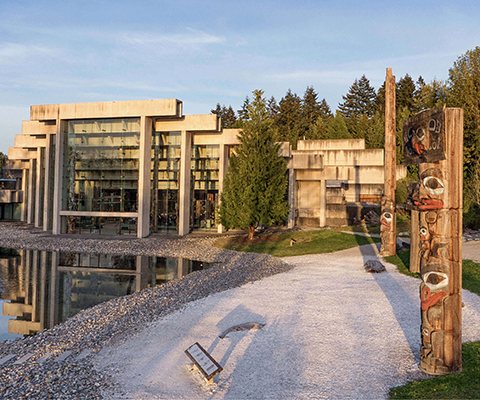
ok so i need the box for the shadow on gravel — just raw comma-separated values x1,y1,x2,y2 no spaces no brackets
354,234,421,361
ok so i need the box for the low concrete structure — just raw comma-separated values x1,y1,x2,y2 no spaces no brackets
290,139,406,227
2,99,405,235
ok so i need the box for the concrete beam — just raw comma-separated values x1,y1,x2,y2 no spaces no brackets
31,99,182,121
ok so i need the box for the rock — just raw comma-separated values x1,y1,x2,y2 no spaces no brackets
364,260,386,273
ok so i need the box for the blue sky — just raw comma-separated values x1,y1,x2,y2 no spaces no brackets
1,0,479,153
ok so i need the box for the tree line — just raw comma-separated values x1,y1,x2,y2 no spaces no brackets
213,46,480,229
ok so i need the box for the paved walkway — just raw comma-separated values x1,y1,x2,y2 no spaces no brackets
94,243,480,399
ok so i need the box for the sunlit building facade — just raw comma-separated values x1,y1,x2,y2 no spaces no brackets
3,99,400,237
5,99,240,237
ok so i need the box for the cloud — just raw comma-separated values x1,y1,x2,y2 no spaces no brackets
118,29,226,49
269,50,462,86
0,43,56,64
0,76,188,94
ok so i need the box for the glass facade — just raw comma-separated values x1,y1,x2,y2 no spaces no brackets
191,144,219,231
64,118,140,213
150,131,180,234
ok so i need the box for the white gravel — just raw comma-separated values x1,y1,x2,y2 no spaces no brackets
95,242,480,400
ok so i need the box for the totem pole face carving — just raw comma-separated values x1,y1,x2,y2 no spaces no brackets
403,107,446,166
380,197,395,233
420,260,450,370
410,168,445,211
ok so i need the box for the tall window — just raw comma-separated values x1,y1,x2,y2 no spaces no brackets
191,144,219,230
150,131,180,234
63,118,140,213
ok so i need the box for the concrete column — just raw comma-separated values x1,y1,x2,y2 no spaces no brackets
49,251,58,328
135,256,150,291
39,251,47,330
34,148,42,228
217,144,228,233
178,130,192,236
137,116,153,238
319,179,326,227
43,134,53,231
27,159,35,224
177,257,189,279
52,120,67,234
21,169,28,221
31,251,39,323
288,165,296,229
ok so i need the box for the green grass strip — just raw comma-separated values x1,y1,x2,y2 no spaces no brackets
389,341,480,399
213,230,380,257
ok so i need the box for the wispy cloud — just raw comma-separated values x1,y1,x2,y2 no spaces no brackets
0,76,188,94
269,50,462,85
118,28,226,48
0,43,57,64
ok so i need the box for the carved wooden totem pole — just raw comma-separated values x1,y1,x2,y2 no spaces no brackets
380,68,396,256
404,106,463,375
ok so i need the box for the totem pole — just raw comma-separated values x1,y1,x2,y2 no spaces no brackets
404,106,463,375
380,68,396,256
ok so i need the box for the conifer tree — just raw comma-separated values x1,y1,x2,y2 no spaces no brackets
448,46,480,219
338,75,377,119
396,74,417,113
326,111,351,139
275,89,303,147
211,104,237,128
219,90,289,240
318,98,333,122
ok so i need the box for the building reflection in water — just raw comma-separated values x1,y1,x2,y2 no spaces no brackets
0,247,211,338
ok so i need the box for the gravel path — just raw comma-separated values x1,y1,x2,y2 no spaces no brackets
93,242,480,399
0,222,479,399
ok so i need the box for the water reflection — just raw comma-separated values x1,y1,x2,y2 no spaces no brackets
0,247,212,340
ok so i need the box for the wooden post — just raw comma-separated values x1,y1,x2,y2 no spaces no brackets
403,106,463,375
409,210,420,273
380,68,396,256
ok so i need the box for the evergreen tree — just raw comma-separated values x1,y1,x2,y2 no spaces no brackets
237,96,251,121
211,104,237,128
219,90,289,240
414,77,447,110
301,86,321,132
308,117,328,140
396,74,417,113
267,96,279,120
318,98,333,122
326,111,351,139
365,111,385,149
275,89,303,148
448,46,480,218
338,75,377,139
338,75,377,119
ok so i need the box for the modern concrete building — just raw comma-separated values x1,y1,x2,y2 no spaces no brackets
2,99,404,236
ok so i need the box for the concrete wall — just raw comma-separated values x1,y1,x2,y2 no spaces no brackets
297,139,366,151
30,99,182,121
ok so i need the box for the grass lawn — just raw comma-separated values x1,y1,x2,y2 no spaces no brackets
390,341,480,399
386,250,480,399
212,229,380,257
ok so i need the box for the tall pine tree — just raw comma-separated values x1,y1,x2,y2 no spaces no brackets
448,46,480,223
211,104,237,128
338,75,377,139
219,90,289,240
275,89,303,148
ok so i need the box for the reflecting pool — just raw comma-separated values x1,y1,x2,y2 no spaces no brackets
0,247,213,341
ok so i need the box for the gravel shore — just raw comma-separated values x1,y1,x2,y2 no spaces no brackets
0,222,292,399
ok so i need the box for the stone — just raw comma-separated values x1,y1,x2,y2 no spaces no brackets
364,260,386,273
